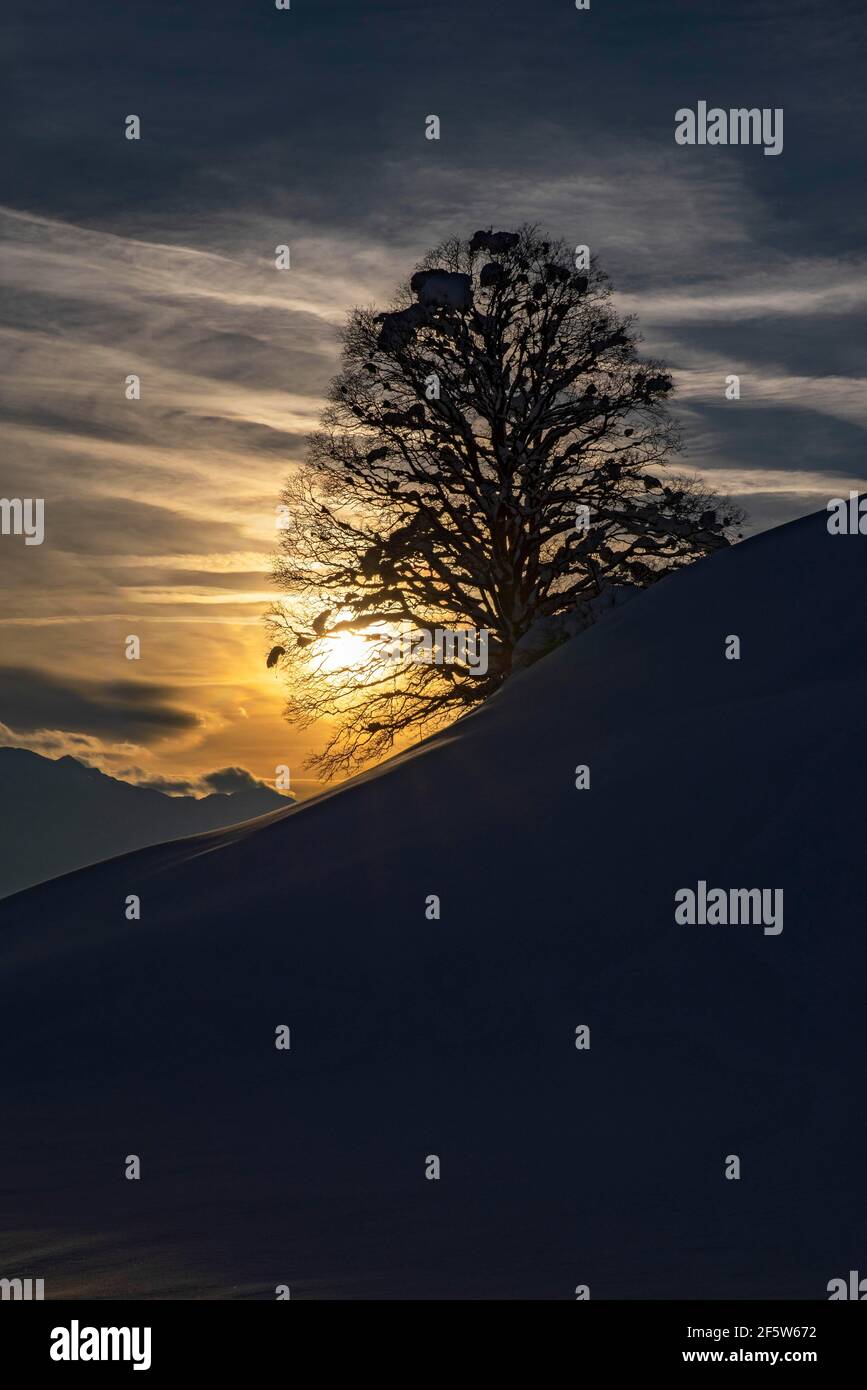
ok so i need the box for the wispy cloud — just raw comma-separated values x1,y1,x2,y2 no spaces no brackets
2,108,865,783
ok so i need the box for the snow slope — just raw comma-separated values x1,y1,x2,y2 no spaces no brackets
0,506,864,1299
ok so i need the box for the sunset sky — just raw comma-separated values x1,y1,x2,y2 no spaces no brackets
1,0,865,796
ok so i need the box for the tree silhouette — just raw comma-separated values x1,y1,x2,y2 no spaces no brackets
269,226,742,778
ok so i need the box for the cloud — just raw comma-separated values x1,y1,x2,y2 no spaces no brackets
0,667,200,743
673,367,867,433
1,0,864,797
0,721,120,762
619,263,867,327
133,764,294,800
201,766,264,794
38,496,247,558
0,0,859,840
131,773,201,795
3,143,864,564
0,734,296,801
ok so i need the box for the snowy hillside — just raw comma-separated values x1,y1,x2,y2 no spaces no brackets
0,505,864,1299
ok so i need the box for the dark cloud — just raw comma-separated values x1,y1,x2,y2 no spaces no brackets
670,314,867,381
131,765,293,799
166,414,305,458
115,568,271,590
3,0,862,257
0,400,307,464
201,766,263,795
685,405,867,483
0,666,199,743
0,404,148,448
43,497,244,556
3,0,866,539
134,774,199,795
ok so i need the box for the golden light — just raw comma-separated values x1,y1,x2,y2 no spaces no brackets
317,631,376,676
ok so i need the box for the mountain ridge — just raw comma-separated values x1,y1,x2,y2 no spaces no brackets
0,746,291,898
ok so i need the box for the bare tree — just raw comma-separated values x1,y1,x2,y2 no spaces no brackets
269,226,742,778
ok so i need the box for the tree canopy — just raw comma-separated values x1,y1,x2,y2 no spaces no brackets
269,226,741,778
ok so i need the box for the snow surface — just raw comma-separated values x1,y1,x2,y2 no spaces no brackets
0,506,865,1299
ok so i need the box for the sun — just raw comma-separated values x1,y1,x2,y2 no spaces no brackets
317,631,375,676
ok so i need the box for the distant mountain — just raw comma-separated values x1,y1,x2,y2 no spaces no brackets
0,748,290,898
